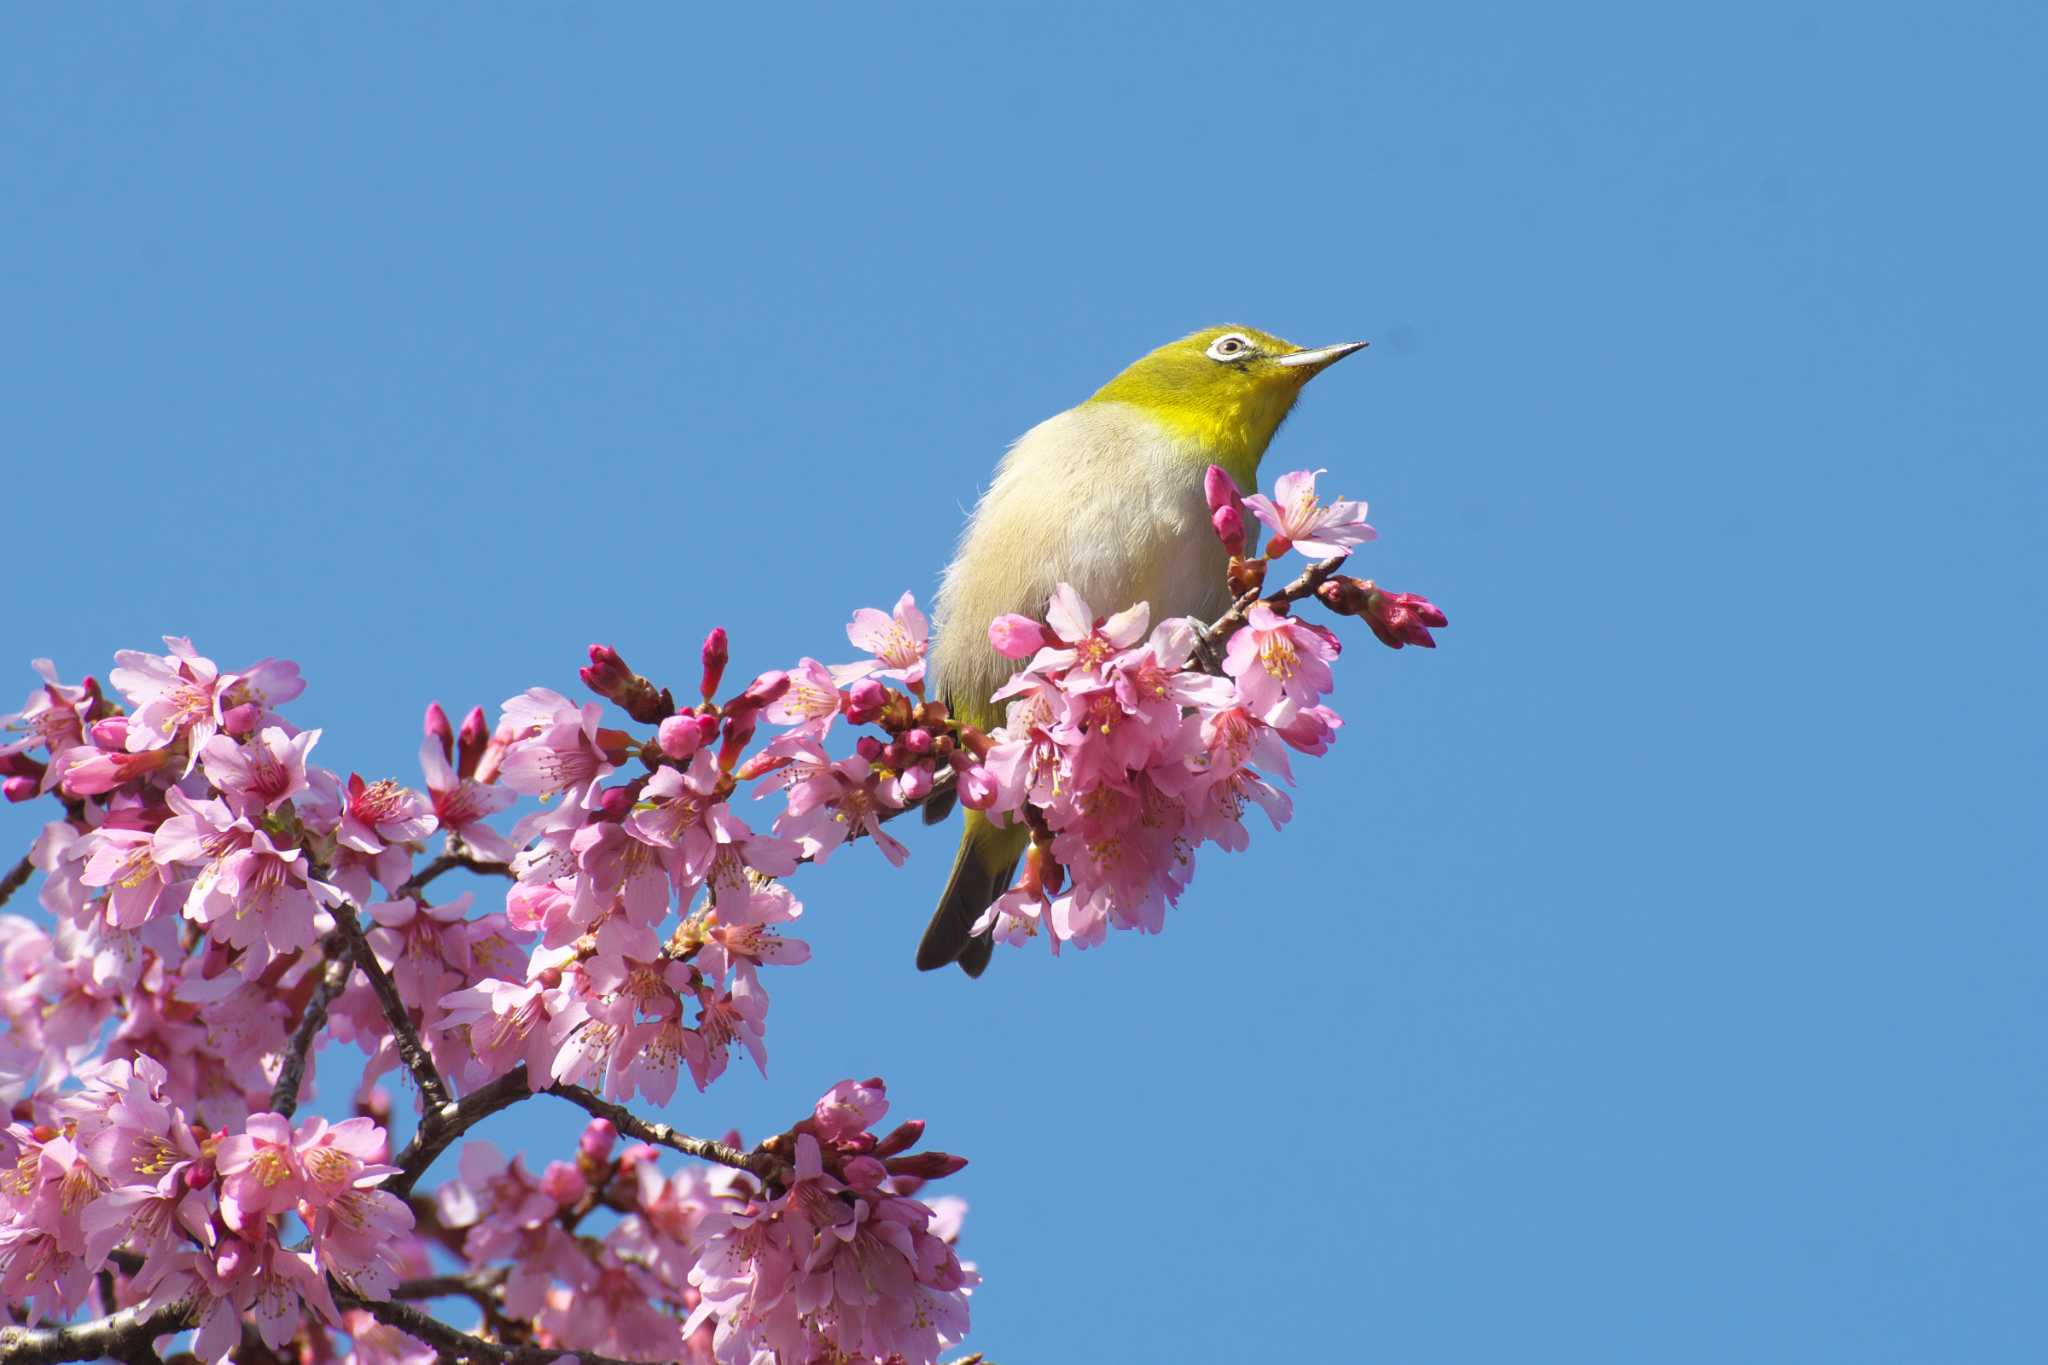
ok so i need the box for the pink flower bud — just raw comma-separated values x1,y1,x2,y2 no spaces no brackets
2,776,35,803
1211,504,1246,557
1362,588,1448,650
184,1162,214,1191
732,671,791,714
903,728,933,754
457,705,490,778
955,765,997,810
579,1117,618,1163
841,1155,890,1189
987,613,1048,660
898,764,933,801
220,702,261,736
90,716,128,750
539,1160,588,1206
583,645,674,724
717,709,759,770
855,736,885,762
657,714,704,759
594,785,633,821
1204,463,1244,516
843,679,888,725
424,703,454,762
699,627,729,701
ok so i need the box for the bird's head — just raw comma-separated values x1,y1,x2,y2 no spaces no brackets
1084,325,1367,485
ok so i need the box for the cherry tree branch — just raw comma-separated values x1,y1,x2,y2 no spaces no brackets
336,1290,670,1365
1194,552,1352,673
0,1300,192,1365
398,845,515,900
0,853,32,911
549,1082,786,1184
329,898,452,1115
270,948,350,1117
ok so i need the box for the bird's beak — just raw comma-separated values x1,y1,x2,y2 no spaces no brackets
1275,339,1370,376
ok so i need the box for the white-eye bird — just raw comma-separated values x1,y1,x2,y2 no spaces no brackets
920,325,1367,975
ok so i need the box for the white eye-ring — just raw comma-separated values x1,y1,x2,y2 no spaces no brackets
1205,332,1254,362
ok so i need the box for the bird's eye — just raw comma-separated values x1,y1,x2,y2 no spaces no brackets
1205,333,1253,362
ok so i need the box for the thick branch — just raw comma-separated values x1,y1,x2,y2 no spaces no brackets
387,1065,535,1200
0,853,33,911
336,1290,665,1365
330,898,452,1114
0,1300,191,1365
270,951,351,1116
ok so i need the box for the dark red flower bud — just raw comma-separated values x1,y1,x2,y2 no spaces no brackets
3,776,36,804
872,1119,925,1158
884,1151,969,1180
856,736,885,762
457,706,489,778
731,671,791,715
1362,587,1448,650
1314,575,1373,617
718,709,759,771
700,627,730,702
582,645,675,724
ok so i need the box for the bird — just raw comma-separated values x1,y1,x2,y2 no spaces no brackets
918,325,1368,976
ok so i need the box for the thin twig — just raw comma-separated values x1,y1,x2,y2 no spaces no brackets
548,1082,785,1184
0,1300,192,1365
398,847,514,901
270,951,351,1116
0,853,34,911
1194,553,1352,673
329,898,452,1115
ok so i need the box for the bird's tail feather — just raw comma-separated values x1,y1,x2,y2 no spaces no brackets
918,812,1025,976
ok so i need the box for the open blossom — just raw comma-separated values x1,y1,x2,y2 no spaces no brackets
763,656,842,736
496,688,616,807
215,1112,304,1232
769,738,908,866
1027,583,1149,682
199,726,320,815
77,826,174,928
1242,467,1376,558
830,591,929,690
1222,602,1341,725
184,828,329,968
419,734,516,861
109,636,236,772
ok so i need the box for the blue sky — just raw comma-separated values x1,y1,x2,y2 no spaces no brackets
4,4,2043,1361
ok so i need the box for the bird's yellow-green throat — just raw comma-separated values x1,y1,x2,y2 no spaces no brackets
1083,325,1368,493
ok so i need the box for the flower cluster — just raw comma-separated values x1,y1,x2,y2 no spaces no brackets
0,464,1441,1363
0,1052,409,1359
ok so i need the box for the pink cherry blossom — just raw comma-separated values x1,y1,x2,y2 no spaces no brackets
198,726,320,815
830,591,930,690
1221,602,1341,725
108,636,235,773
1241,466,1377,557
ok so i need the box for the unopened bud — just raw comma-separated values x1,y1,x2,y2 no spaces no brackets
898,764,933,801
1204,463,1244,516
843,678,888,725
903,728,933,754
718,709,759,771
872,1119,925,1158
855,736,885,762
657,714,704,759
884,1150,969,1180
582,645,674,724
732,671,791,714
457,706,489,779
699,627,730,702
1362,587,1449,650
1211,504,1246,558
539,1160,588,1205
955,765,997,810
579,1117,618,1163
594,784,633,821
424,703,454,762
220,702,261,736
3,776,35,803
90,716,128,750
184,1162,214,1191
